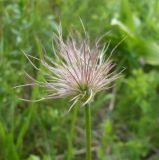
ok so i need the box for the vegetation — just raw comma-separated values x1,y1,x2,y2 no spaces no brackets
1,0,159,159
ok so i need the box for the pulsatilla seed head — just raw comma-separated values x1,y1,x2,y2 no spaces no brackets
16,26,121,111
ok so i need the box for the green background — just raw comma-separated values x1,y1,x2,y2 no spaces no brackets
1,0,159,159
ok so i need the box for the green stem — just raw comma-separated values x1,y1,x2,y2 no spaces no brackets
85,104,91,160
67,105,78,160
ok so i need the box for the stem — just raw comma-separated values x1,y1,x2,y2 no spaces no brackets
84,104,91,160
67,105,78,160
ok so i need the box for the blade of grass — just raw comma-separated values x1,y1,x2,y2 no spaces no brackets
16,36,44,152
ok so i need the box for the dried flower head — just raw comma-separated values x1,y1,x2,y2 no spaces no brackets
16,26,121,111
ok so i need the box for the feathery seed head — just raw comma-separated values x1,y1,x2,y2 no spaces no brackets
18,26,121,110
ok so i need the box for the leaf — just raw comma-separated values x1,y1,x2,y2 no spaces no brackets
5,133,19,160
0,123,19,160
111,18,135,38
144,42,159,65
27,155,41,160
0,121,6,144
137,40,159,65
120,0,134,30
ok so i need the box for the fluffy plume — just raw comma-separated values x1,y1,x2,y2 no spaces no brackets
15,26,121,111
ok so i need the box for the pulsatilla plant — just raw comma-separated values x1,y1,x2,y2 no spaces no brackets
17,26,121,160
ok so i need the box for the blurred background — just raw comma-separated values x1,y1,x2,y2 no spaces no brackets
1,0,159,160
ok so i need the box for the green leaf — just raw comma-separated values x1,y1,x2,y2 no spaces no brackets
27,155,41,160
0,121,6,144
120,0,134,30
137,40,159,65
111,18,135,38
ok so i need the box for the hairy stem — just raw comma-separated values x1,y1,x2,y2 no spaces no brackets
84,103,91,160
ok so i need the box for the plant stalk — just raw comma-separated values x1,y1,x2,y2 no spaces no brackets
85,103,91,160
